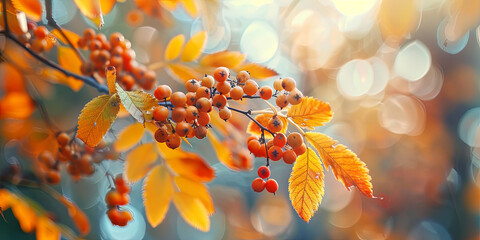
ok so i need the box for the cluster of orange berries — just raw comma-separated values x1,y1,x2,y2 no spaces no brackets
36,132,119,184
25,23,55,53
252,166,278,193
77,28,156,90
105,174,132,226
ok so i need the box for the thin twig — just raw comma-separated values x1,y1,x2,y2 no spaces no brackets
229,106,275,136
2,0,9,33
25,78,59,132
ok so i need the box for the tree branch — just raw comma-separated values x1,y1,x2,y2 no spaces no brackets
228,106,275,136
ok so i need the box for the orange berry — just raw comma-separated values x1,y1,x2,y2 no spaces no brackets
266,139,274,150
257,166,270,179
153,106,169,122
121,75,135,90
212,94,227,109
38,151,55,167
196,86,211,99
273,133,286,147
109,32,125,47
214,67,229,82
267,116,283,133
83,28,95,41
257,144,267,158
81,61,94,75
195,97,212,113
115,174,130,195
243,80,258,96
247,135,259,143
287,88,303,105
185,79,200,92
154,127,169,143
171,92,187,107
201,75,214,88
196,112,210,126
185,106,199,122
236,70,250,84
293,143,307,156
107,208,131,227
276,93,289,108
171,107,186,122
34,26,48,39
265,179,278,193
252,178,266,192
175,121,192,137
185,92,197,106
283,149,297,164
273,78,283,91
57,132,70,147
105,190,129,206
141,71,156,90
45,170,61,185
259,86,273,100
287,132,303,148
31,38,47,52
281,77,296,91
154,85,172,100
194,126,208,139
248,139,261,154
230,86,244,100
268,146,283,161
89,39,102,50
216,81,231,95
79,154,94,175
166,134,181,149
218,107,232,120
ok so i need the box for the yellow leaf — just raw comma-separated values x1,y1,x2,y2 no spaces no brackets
173,192,210,232
247,114,287,139
51,29,81,49
158,0,179,11
12,199,37,233
306,132,373,198
11,0,42,22
288,148,324,222
125,143,158,183
100,0,116,15
378,0,418,43
145,121,158,134
36,216,61,240
236,63,278,79
157,143,215,182
167,63,200,83
77,94,120,147
116,83,158,124
180,31,206,62
164,34,185,61
287,97,333,130
143,165,173,227
114,122,145,151
200,51,246,69
179,0,198,18
57,46,84,91
106,66,117,95
207,131,239,171
58,196,90,236
174,176,214,215
73,0,104,29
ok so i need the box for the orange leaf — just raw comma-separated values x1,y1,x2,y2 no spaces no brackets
158,0,179,11
180,31,206,62
36,216,61,240
114,122,145,151
207,131,239,171
57,46,84,91
164,34,185,61
173,192,210,232
287,97,333,130
378,0,419,43
100,0,116,15
247,114,287,139
0,63,25,92
73,0,104,28
11,0,42,22
51,29,81,49
174,176,214,215
0,189,14,210
236,63,278,79
179,0,198,18
58,196,90,236
200,51,246,69
106,67,117,95
125,143,158,183
143,165,172,227
0,10,28,35
77,94,120,147
12,199,37,233
167,63,200,83
157,143,215,182
288,148,324,222
306,132,373,198
0,92,35,119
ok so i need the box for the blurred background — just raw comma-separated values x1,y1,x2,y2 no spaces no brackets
1,0,480,239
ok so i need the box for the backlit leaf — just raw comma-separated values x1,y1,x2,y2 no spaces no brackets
180,0,198,18
207,131,239,171
158,0,179,11
0,63,25,92
143,165,172,227
116,83,158,125
106,67,117,95
181,31,206,62
77,94,120,147
100,0,116,15
57,46,84,91
167,63,200,83
58,196,90,236
157,143,215,182
11,0,42,22
73,0,104,28
0,10,28,35
36,216,61,240
247,114,287,139
306,132,373,198
236,63,278,79
165,34,185,61
12,199,37,233
51,29,81,49
114,122,145,151
0,92,35,119
200,51,246,69
125,143,158,183
288,148,324,222
174,176,214,215
173,192,210,232
287,97,333,129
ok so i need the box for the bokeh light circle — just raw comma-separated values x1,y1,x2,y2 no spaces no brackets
394,41,431,82
408,221,451,240
368,57,390,95
437,18,469,54
408,64,444,100
337,59,374,97
100,205,146,240
458,108,480,147
191,17,231,53
378,95,426,135
240,21,278,63
331,0,379,16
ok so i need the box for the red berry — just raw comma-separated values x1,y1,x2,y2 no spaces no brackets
268,146,283,161
273,133,286,147
251,178,266,192
257,166,270,179
265,179,278,193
